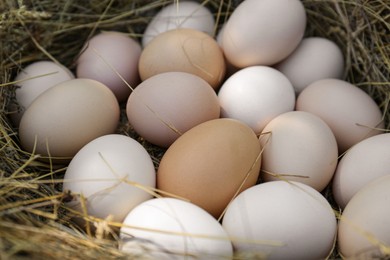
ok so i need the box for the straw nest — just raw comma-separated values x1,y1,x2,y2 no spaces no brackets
0,0,389,259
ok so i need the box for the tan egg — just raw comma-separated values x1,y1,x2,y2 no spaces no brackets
296,79,384,153
126,72,220,148
10,60,74,126
221,0,306,68
259,111,338,192
19,79,120,163
157,118,261,219
138,28,226,90
338,175,390,259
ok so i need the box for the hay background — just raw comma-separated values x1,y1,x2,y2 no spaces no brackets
0,0,389,259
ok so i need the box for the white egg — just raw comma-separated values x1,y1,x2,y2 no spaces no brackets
274,37,344,94
332,133,390,209
63,134,156,223
218,66,295,134
120,198,233,259
142,1,215,47
11,60,74,126
222,181,337,259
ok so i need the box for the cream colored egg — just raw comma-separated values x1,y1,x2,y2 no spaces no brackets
274,37,344,94
332,133,390,209
222,181,337,259
10,60,74,126
218,66,295,134
259,111,338,191
63,134,156,223
142,1,215,47
221,0,306,67
338,175,390,258
120,198,233,259
19,79,120,162
296,78,384,153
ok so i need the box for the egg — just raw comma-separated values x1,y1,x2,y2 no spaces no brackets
120,198,233,259
221,0,306,68
138,28,226,90
332,133,390,209
218,66,295,135
76,31,141,102
338,175,390,258
222,181,337,259
19,78,120,162
10,60,74,126
126,72,220,148
142,1,215,47
259,111,338,192
296,78,385,153
63,134,156,223
274,37,344,94
157,118,261,219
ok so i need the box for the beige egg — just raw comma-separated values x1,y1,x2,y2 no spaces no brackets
221,0,306,67
332,133,390,209
10,60,74,126
157,118,261,219
259,111,338,192
126,72,220,148
19,79,120,163
138,28,226,90
338,175,390,258
274,37,344,94
76,31,141,102
296,78,384,153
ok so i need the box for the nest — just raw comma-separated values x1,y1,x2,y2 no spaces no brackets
0,0,389,259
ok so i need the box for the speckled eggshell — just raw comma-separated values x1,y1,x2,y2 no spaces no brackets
126,72,220,148
157,118,261,219
19,78,120,162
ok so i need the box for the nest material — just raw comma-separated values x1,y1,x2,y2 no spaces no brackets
0,0,389,259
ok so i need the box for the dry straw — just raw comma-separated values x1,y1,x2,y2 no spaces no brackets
0,0,389,259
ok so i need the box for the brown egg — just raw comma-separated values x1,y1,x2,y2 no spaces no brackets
157,118,261,219
138,28,226,90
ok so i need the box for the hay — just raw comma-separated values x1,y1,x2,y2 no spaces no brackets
0,0,389,259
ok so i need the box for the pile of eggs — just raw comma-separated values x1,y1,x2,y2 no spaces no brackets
10,0,389,259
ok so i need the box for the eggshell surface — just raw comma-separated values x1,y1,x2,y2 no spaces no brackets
332,133,390,209
296,79,384,152
221,0,306,67
259,111,338,191
63,134,156,222
76,31,141,102
120,198,233,259
139,28,225,90
338,175,390,259
19,79,120,161
157,118,261,218
142,1,215,47
126,72,220,148
274,37,344,94
11,60,74,125
218,66,295,134
222,181,337,259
